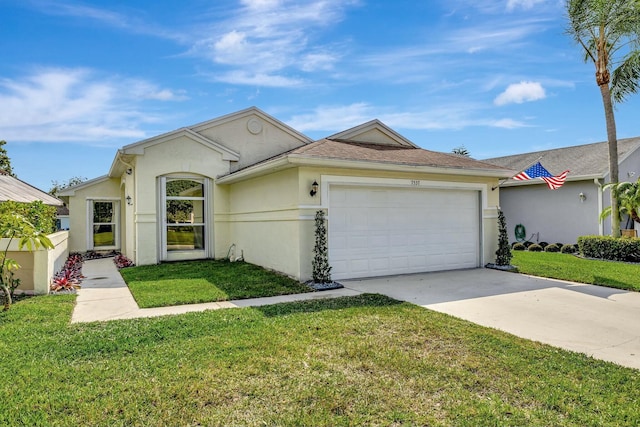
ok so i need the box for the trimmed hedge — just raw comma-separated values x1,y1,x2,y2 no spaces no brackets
578,235,640,262
528,243,543,252
544,243,560,253
560,244,576,254
512,243,526,251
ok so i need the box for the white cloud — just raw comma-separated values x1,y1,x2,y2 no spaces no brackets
287,103,374,131
0,68,184,144
494,81,546,106
506,0,548,11
191,0,360,85
286,103,532,133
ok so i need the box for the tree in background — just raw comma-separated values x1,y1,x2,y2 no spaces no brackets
495,209,512,267
566,0,640,237
49,176,87,197
0,140,15,177
451,146,470,157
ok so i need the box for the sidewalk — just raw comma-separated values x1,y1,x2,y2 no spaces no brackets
71,258,361,323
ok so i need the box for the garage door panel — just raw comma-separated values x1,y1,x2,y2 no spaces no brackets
329,185,480,280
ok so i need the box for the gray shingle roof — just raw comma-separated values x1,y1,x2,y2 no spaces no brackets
0,172,62,206
483,137,640,178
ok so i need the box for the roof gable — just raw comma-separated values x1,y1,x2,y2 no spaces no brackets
328,120,418,148
119,128,240,160
190,106,312,144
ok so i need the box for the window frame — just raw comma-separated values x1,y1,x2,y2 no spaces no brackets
86,199,120,250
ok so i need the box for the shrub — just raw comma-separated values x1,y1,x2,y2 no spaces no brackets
554,242,564,248
561,244,577,254
544,244,560,252
512,243,526,251
114,254,135,269
0,200,56,234
539,241,549,249
528,244,543,252
495,209,512,266
578,235,640,262
523,241,534,248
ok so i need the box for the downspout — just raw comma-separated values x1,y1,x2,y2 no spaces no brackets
594,178,604,236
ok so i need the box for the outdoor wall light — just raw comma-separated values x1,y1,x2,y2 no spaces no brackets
126,195,133,205
126,168,133,175
579,192,586,202
310,180,319,197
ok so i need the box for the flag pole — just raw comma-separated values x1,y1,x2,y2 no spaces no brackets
491,155,544,191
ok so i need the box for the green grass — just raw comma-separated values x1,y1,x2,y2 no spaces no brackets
120,260,311,308
512,251,640,291
1,294,639,426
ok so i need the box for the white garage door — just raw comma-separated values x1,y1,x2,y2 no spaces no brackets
329,185,480,280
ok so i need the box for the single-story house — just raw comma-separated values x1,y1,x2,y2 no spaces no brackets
60,107,512,281
0,171,68,294
0,171,63,207
484,136,640,244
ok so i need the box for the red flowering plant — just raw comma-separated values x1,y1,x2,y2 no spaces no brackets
113,254,134,269
50,253,84,292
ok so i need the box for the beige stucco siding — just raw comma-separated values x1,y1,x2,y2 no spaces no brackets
67,178,121,253
224,168,303,278
194,115,306,172
132,134,232,265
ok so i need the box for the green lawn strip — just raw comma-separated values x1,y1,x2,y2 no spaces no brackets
1,294,639,426
512,251,640,291
120,259,311,308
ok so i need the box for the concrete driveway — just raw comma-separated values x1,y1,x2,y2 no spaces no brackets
342,268,640,370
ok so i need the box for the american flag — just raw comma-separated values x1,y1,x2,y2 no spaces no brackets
513,162,569,190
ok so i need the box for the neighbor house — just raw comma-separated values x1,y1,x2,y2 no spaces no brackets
484,137,640,245
0,171,69,294
60,107,512,281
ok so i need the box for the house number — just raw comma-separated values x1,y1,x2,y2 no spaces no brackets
410,180,421,186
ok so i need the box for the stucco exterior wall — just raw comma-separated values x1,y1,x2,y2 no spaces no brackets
66,178,121,253
193,113,307,172
225,168,303,278
3,231,69,294
132,134,231,265
499,180,600,244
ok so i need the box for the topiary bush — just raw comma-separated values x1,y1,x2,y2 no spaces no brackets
539,241,549,248
523,241,534,248
561,244,577,254
578,235,640,262
528,243,543,252
512,243,526,251
544,243,560,252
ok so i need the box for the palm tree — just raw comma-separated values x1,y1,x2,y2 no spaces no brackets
599,179,640,233
566,0,640,237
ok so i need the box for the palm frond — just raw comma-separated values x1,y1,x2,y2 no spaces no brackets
611,50,640,102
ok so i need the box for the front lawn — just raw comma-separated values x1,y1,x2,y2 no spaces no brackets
120,260,311,308
0,294,638,426
512,251,640,291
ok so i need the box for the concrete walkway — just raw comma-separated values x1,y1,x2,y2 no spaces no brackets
71,258,361,323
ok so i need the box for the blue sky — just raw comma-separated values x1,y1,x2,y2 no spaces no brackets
2,0,639,191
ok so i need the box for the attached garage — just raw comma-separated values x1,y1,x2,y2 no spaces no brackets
329,184,481,280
